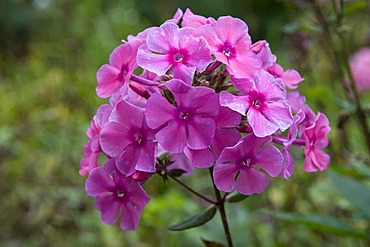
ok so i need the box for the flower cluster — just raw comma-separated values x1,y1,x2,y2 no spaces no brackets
81,9,331,231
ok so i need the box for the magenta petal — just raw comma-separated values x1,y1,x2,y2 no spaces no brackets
172,64,196,85
184,147,214,168
220,91,250,116
247,107,278,137
214,106,242,128
281,148,294,179
110,100,144,130
109,44,132,68
262,101,293,132
100,122,131,157
145,92,176,129
125,182,150,211
185,37,212,71
116,145,138,176
95,195,119,225
254,145,283,177
137,48,172,76
85,167,116,196
213,163,239,192
156,121,187,153
96,64,121,98
135,142,157,173
146,23,179,53
235,168,269,195
119,200,141,231
228,50,261,79
187,117,216,150
211,129,240,158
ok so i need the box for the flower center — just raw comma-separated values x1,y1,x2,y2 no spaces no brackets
241,159,251,167
116,189,125,198
222,42,235,58
179,111,190,120
135,136,143,145
173,52,184,63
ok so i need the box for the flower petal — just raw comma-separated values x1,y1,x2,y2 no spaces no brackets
145,92,176,129
156,121,187,153
85,167,116,196
235,168,269,195
220,91,250,116
213,163,239,192
96,64,121,98
119,200,141,231
137,48,172,76
95,195,119,225
187,116,216,150
254,145,283,177
100,122,131,157
247,107,278,137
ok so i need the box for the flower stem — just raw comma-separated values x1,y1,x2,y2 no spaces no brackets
130,74,160,86
168,175,216,205
209,167,234,247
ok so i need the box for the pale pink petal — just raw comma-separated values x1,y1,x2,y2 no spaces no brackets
95,195,119,225
156,121,187,153
228,49,261,79
100,122,131,157
235,168,270,195
254,145,283,177
255,71,286,100
137,48,172,76
213,163,239,192
182,8,212,28
145,92,176,129
185,37,212,71
304,148,330,172
186,116,216,150
172,64,196,85
215,16,250,45
220,91,250,116
281,69,304,89
281,148,294,179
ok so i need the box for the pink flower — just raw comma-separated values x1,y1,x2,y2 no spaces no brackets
213,133,283,195
251,40,276,68
85,159,150,231
303,112,331,172
79,104,112,176
137,22,212,84
100,99,157,176
266,63,304,90
184,106,241,168
96,40,140,98
181,8,216,28
145,79,219,153
349,47,370,91
220,71,293,137
196,16,261,78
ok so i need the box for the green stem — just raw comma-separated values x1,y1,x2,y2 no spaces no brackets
209,167,234,247
169,175,216,205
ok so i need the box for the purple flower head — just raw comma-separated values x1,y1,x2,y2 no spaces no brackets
213,133,283,195
196,16,261,78
184,106,241,168
79,104,113,176
85,159,150,231
145,79,219,153
349,47,370,91
96,40,141,98
182,8,216,28
303,112,331,172
220,71,293,137
137,22,212,84
100,99,157,176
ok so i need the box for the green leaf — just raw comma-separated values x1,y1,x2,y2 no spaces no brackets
201,238,226,247
226,191,249,203
345,1,366,15
264,210,369,240
329,171,370,218
168,206,217,231
168,169,187,177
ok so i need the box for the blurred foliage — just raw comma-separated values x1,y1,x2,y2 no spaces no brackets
0,0,369,246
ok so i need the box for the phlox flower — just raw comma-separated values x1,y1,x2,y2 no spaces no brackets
213,133,283,195
349,47,370,91
266,63,304,90
145,79,219,153
184,106,241,168
196,16,261,78
137,22,212,84
100,99,157,176
181,8,216,28
85,159,150,231
96,40,141,98
303,112,331,172
79,104,112,176
220,71,293,137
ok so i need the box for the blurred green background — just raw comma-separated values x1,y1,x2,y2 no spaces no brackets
1,0,369,246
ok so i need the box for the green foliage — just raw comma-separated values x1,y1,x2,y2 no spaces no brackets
168,206,217,231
